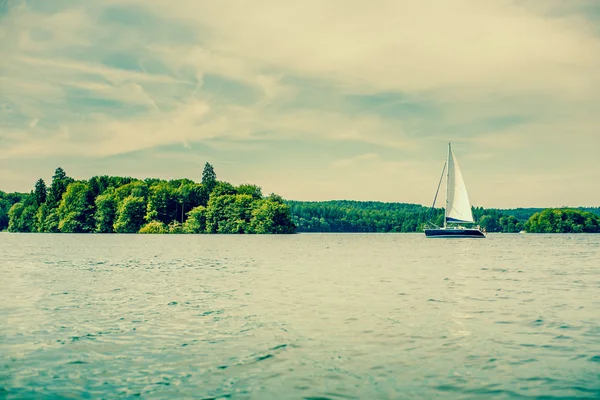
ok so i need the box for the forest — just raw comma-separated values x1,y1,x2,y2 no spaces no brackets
288,201,600,233
1,164,296,234
2,169,599,234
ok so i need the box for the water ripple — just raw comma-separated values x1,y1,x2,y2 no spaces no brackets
1,233,599,398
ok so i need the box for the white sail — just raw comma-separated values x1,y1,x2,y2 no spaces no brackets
445,144,474,223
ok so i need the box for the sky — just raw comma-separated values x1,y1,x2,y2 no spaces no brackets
1,0,599,208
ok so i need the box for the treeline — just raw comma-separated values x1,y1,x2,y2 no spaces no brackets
3,164,296,234
4,175,599,234
287,201,443,232
478,207,600,222
287,201,600,233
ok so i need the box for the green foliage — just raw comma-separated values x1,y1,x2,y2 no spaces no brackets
114,195,146,233
146,182,179,224
34,179,47,205
205,194,247,233
0,191,27,231
178,182,207,209
202,162,217,192
47,167,74,208
0,197,11,231
288,200,438,232
524,208,600,233
237,184,263,199
4,165,295,234
37,204,59,233
182,206,207,233
168,222,183,234
8,203,36,232
94,193,118,233
287,202,599,233
114,181,149,201
139,220,168,234
57,182,96,233
210,181,237,198
250,197,296,234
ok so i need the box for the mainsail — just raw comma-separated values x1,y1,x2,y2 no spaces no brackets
445,144,474,224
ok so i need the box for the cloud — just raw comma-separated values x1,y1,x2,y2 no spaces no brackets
332,153,380,168
119,0,600,94
0,0,599,207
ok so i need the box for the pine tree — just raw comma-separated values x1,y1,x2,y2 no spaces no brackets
34,178,47,205
201,162,217,192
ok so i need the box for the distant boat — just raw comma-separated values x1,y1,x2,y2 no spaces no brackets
424,143,486,238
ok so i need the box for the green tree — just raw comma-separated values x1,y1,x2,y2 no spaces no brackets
182,205,207,233
479,214,499,232
114,195,146,233
94,193,118,233
0,196,12,231
114,181,149,201
205,194,255,233
7,202,37,232
139,220,168,234
202,162,217,192
47,167,73,208
33,179,47,205
57,182,95,233
237,184,262,199
145,182,178,224
210,181,237,198
40,204,60,232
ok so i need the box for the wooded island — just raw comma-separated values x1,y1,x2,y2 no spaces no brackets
0,164,296,234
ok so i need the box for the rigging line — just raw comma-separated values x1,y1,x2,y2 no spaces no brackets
429,160,447,222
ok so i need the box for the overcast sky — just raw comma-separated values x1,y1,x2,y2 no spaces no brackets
1,0,599,208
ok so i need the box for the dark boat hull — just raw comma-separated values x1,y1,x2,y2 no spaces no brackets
424,228,486,238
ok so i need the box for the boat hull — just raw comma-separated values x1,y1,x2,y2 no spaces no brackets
424,228,486,238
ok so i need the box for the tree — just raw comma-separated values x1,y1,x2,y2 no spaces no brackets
113,196,146,233
201,162,217,192
139,220,168,234
525,208,600,233
7,202,37,232
210,181,237,199
47,167,73,208
34,203,59,233
57,182,95,233
0,196,12,231
94,193,118,233
205,194,256,233
114,180,149,201
34,179,47,205
183,205,207,233
145,182,178,224
249,197,296,234
237,184,263,199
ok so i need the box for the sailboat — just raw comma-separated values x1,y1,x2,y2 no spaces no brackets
424,143,486,238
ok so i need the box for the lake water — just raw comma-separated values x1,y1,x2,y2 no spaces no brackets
1,233,599,399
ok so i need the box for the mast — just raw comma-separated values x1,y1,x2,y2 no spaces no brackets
444,142,451,228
